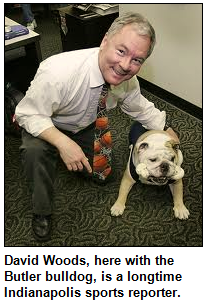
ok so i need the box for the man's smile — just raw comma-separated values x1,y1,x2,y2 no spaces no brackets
112,67,128,77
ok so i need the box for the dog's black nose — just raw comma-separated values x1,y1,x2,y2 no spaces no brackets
160,162,169,174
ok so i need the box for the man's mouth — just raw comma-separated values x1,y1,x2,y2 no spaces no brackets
112,68,128,77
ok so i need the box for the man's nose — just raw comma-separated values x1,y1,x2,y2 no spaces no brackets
119,57,131,72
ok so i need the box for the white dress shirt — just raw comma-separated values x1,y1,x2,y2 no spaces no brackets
15,47,166,137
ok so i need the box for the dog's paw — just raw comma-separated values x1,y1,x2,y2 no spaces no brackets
111,203,125,216
173,204,190,220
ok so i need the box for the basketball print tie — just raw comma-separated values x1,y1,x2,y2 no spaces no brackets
93,83,112,181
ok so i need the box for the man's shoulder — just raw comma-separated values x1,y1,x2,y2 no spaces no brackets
43,48,99,65
40,48,99,76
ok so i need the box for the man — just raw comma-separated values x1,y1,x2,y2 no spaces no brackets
15,12,166,241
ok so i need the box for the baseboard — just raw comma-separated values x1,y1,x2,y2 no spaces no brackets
137,76,202,120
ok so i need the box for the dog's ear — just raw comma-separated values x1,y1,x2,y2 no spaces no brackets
165,140,180,151
165,127,180,143
136,142,149,153
165,128,180,151
172,142,180,151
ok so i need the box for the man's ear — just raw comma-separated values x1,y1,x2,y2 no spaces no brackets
100,33,108,49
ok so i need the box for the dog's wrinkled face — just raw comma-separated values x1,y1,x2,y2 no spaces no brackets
132,133,184,185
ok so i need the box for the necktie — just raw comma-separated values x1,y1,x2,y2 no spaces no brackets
93,83,112,181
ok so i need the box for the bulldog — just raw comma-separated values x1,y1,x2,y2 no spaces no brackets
111,128,189,220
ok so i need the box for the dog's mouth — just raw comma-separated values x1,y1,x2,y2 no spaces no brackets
147,176,168,185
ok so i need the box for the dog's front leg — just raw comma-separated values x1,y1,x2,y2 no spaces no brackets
169,179,189,220
111,169,136,216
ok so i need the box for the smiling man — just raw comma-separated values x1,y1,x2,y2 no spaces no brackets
99,25,150,85
15,12,166,241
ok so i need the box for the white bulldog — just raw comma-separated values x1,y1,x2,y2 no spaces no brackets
111,128,189,220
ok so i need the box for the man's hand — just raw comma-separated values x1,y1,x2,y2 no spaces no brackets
38,126,92,173
58,137,92,173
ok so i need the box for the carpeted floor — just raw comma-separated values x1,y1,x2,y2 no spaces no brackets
5,6,202,247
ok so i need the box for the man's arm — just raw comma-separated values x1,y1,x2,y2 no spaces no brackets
39,127,92,173
112,76,166,130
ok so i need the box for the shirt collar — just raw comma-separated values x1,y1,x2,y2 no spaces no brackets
89,48,105,88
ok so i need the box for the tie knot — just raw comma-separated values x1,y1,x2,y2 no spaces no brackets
101,83,108,99
103,82,110,90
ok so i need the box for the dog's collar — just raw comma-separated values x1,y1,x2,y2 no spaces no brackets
163,120,171,131
168,179,176,184
129,145,140,182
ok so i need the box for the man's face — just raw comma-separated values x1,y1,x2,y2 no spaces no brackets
98,24,151,86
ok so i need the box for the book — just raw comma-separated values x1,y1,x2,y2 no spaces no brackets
73,4,92,12
90,4,119,16
5,25,29,40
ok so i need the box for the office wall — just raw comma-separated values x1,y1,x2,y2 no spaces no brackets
119,4,202,108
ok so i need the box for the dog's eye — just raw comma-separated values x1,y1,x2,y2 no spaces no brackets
171,156,175,162
150,158,157,162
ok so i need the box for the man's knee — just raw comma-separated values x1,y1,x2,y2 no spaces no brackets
21,139,46,162
20,130,55,164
